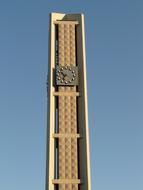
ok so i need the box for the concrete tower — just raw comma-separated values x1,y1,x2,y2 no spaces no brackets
46,13,91,190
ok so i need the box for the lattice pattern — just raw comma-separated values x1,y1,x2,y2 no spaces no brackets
58,23,79,190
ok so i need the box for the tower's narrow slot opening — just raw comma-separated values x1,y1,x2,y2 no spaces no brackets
55,96,59,180
55,99,59,133
54,95,59,189
54,185,59,190
54,24,59,190
55,137,59,179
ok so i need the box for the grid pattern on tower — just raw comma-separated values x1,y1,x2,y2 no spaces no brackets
57,23,79,190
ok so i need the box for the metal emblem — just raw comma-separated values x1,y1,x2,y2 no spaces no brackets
56,65,78,86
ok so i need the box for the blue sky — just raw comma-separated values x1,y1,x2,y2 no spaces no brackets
0,0,143,190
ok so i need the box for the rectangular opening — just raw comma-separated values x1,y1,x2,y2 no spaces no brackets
55,106,59,133
54,184,59,190
54,24,59,189
54,95,59,180
55,138,59,179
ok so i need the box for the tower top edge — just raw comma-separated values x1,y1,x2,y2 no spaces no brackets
50,12,84,16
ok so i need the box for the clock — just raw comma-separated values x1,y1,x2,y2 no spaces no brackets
56,65,78,86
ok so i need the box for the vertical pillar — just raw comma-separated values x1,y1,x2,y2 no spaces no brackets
46,13,91,190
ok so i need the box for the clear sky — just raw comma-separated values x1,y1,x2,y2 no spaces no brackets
0,0,143,190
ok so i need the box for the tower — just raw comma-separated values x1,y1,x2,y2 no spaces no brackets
46,13,91,190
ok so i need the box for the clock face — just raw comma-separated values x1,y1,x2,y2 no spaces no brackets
56,65,78,86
